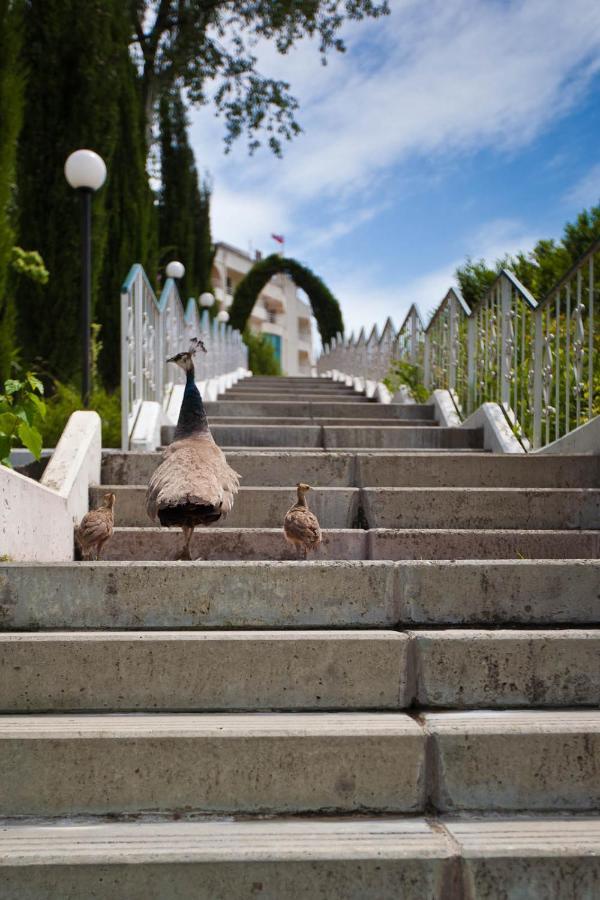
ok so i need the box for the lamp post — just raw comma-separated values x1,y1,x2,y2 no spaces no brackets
64,149,107,406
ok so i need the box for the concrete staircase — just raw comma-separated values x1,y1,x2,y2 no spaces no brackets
1,375,599,898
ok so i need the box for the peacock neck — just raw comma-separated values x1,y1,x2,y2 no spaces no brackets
174,366,209,439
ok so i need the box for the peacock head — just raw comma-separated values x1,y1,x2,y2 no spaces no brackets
167,336,207,372
297,482,311,496
103,492,116,509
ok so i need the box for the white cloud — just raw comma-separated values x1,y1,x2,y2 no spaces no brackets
565,163,600,207
186,0,600,345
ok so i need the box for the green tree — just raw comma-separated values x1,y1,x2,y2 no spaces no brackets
456,203,600,306
0,0,24,383
97,47,158,388
131,1,389,152
14,1,160,389
158,88,212,300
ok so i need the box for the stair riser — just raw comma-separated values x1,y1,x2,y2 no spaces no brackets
91,486,360,529
0,633,409,712
221,394,366,402
161,425,483,449
101,451,600,488
92,485,600,531
3,631,600,712
364,488,600,530
413,631,600,708
102,451,357,488
0,731,424,817
102,527,599,561
204,402,435,419
428,728,600,812
2,562,597,629
208,417,435,427
0,858,452,900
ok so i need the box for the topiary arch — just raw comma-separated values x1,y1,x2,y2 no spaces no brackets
229,254,344,344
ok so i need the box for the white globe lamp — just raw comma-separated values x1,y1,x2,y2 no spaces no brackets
165,260,185,279
199,292,214,308
64,149,107,192
217,310,229,323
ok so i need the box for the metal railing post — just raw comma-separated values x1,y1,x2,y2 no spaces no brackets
533,306,543,449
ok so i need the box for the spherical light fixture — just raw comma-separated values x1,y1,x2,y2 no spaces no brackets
216,310,229,323
199,292,214,308
64,149,107,192
165,260,185,279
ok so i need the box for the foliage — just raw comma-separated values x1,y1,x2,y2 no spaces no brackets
96,46,158,388
0,0,24,384
158,88,212,301
16,0,147,382
230,254,344,344
131,1,389,153
243,329,282,376
0,372,46,465
41,381,121,448
384,360,428,403
10,246,49,284
456,203,600,307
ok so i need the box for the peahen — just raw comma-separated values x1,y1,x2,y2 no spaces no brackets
146,337,240,560
76,492,115,560
283,482,322,559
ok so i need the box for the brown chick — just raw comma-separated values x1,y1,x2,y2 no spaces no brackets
284,483,322,560
75,492,116,560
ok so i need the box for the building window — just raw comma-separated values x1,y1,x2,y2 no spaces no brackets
263,332,282,362
226,276,232,293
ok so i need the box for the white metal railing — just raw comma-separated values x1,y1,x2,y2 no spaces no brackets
318,240,599,450
121,264,248,450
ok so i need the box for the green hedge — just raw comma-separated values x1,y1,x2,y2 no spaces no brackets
229,254,344,344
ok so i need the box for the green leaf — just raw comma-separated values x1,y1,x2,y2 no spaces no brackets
17,421,43,460
26,373,44,395
0,412,19,435
0,434,12,465
25,394,46,420
3,379,22,395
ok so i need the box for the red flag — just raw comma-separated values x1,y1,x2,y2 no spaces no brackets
271,233,285,245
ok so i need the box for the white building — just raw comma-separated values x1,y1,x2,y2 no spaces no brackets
212,242,314,376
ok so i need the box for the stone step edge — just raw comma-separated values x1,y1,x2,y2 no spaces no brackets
1,815,599,863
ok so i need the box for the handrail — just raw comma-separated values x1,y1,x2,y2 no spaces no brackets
120,264,248,450
318,238,599,449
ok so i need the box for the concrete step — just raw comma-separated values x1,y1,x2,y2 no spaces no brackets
3,629,597,712
0,631,409,712
93,485,361,528
204,401,435,419
357,452,600,488
102,450,599,489
0,713,424,817
424,710,600,812
95,484,600,530
2,560,597,629
161,424,483,449
363,487,600,529
217,388,366,406
445,816,600,900
102,526,599,561
0,818,455,900
413,629,600,707
207,417,436,427
227,383,359,393
2,816,599,900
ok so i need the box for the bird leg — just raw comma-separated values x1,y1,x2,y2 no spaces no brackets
175,526,194,561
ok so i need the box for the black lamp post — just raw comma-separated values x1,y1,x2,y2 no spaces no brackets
64,149,107,406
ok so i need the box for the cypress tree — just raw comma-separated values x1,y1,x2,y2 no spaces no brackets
14,0,125,383
96,41,157,388
158,89,212,302
0,0,24,383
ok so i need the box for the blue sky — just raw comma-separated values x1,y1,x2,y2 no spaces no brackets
190,0,600,339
